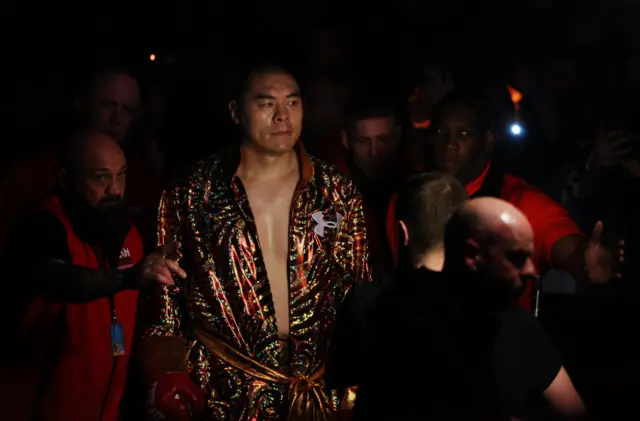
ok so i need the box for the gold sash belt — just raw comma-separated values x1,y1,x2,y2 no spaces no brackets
193,327,335,421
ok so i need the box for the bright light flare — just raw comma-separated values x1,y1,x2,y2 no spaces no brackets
149,53,156,61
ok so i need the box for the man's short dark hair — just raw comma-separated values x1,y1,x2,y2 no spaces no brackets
396,172,468,256
344,96,400,127
431,87,494,132
232,61,294,104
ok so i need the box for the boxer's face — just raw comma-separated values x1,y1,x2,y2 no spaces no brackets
230,71,303,155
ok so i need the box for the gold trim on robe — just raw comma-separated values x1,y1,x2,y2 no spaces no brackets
193,326,334,421
139,143,371,420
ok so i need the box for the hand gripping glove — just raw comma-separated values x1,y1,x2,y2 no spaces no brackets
139,336,204,421
146,372,205,421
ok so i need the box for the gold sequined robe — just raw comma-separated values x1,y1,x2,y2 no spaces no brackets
139,144,370,420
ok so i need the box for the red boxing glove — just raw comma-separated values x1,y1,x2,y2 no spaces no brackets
146,372,205,421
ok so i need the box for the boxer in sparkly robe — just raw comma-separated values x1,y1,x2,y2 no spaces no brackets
138,63,371,421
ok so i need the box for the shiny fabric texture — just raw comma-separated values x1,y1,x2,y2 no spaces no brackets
140,143,370,420
193,326,334,421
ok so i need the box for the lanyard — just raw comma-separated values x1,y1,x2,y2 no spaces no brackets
108,295,118,324
97,247,119,325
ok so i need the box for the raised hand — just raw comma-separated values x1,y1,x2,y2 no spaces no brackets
584,221,624,285
588,129,635,172
139,242,187,286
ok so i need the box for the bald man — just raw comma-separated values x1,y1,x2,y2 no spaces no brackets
332,195,586,420
75,69,166,252
443,197,538,308
444,198,585,420
0,68,142,248
0,131,185,421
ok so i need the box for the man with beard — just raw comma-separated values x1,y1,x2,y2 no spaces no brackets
386,88,622,311
0,66,142,247
330,195,587,420
138,63,370,421
0,67,164,254
0,131,183,421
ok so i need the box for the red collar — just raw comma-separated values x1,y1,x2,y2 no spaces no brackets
465,162,491,196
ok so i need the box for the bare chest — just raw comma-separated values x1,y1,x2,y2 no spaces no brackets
243,178,298,336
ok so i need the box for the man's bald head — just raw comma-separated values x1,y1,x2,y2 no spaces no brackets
62,130,122,170
444,197,537,306
447,197,533,248
81,70,141,140
60,130,127,209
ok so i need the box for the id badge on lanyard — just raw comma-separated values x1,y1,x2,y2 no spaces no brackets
109,295,125,357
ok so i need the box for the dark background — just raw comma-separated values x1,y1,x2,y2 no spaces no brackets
4,1,640,418
5,0,640,162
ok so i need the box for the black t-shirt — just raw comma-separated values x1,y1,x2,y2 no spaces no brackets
327,268,562,421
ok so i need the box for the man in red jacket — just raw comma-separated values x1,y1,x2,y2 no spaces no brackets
0,67,142,246
0,130,186,421
387,88,621,311
0,66,165,253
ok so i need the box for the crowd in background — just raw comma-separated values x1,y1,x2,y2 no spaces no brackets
3,11,640,419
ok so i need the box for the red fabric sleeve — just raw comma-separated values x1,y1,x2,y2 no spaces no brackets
502,174,582,273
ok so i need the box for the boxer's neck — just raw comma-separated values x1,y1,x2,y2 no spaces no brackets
238,144,298,181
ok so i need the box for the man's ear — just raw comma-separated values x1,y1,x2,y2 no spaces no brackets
398,220,410,246
462,238,480,272
484,130,495,153
229,100,240,125
340,129,350,151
